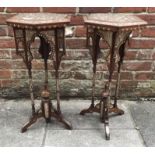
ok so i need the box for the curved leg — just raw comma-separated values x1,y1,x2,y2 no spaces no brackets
27,69,35,116
53,28,72,128
59,117,73,130
111,43,128,115
51,112,72,130
21,116,38,133
99,32,116,140
23,29,36,116
54,28,62,114
109,107,124,115
113,31,131,110
80,71,98,116
80,28,100,115
80,103,95,115
104,99,110,140
56,73,61,114
14,28,35,116
114,43,125,109
21,111,42,133
100,90,110,140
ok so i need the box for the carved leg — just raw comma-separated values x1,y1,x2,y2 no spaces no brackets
97,32,117,140
21,109,42,133
13,28,36,116
59,119,72,129
56,72,61,114
80,28,100,115
80,70,97,115
112,31,131,114
100,87,110,140
114,43,125,108
80,103,96,115
27,69,36,116
103,97,110,140
51,28,72,129
23,29,36,116
56,114,72,130
104,32,124,116
54,28,62,114
112,43,127,115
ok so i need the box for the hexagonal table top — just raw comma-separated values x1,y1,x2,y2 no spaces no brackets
84,14,147,30
7,13,71,28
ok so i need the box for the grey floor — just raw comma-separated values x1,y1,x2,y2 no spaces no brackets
0,99,154,147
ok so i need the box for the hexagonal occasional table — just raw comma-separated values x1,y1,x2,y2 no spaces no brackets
79,14,147,140
7,13,72,132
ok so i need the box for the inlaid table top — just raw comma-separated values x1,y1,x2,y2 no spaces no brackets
6,13,71,29
84,14,147,31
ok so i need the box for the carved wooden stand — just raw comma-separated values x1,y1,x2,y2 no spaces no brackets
80,14,147,140
7,13,72,132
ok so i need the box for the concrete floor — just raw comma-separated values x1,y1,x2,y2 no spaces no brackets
0,99,154,147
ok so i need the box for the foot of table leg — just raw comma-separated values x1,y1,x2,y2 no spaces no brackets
59,117,72,130
105,123,110,140
79,100,123,140
51,111,72,130
80,103,100,115
80,104,94,115
80,102,124,116
109,106,124,115
21,103,72,133
100,92,110,140
21,111,42,133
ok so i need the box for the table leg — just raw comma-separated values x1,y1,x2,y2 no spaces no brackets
101,95,110,140
52,28,72,128
21,109,42,133
27,68,36,116
111,43,126,115
80,28,101,115
22,29,36,116
54,28,62,114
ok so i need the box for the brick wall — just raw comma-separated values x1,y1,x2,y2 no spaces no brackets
0,7,155,99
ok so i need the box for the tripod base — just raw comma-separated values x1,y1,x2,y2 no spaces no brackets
80,100,124,140
80,102,124,116
21,103,72,133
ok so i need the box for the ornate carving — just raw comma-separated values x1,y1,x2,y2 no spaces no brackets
13,28,33,69
25,30,55,60
97,30,113,48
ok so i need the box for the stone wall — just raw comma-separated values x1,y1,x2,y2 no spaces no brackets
0,7,155,99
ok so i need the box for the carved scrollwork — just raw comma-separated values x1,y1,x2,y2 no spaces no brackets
115,31,131,50
115,31,132,64
87,28,102,64
14,27,66,72
87,27,132,73
14,28,31,68
97,30,113,48
96,30,113,65
25,30,55,61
